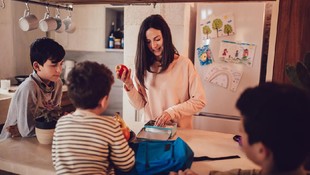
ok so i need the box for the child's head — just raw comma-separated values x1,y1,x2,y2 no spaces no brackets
30,37,65,67
236,82,310,172
30,37,65,83
67,61,114,111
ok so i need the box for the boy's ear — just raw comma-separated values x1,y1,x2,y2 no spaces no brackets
99,95,109,108
33,61,41,72
253,142,272,163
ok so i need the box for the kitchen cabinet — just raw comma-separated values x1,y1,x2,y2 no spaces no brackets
54,5,124,52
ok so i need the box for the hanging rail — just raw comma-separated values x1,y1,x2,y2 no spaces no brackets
0,0,5,9
13,0,73,11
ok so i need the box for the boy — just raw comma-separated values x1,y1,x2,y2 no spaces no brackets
52,61,135,174
171,82,310,175
0,37,65,139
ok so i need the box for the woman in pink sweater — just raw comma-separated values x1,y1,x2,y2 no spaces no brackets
117,14,206,128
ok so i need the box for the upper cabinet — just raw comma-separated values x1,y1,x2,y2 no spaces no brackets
54,4,124,52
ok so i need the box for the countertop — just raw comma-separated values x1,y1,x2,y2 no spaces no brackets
0,128,258,175
0,85,68,99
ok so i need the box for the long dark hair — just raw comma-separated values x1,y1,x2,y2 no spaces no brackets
135,14,178,88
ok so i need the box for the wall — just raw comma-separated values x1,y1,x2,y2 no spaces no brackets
0,1,45,83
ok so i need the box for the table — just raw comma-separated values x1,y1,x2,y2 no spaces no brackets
0,129,258,175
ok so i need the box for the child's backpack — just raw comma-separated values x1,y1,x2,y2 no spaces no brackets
116,137,194,175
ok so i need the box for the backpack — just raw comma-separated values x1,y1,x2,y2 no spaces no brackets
116,137,194,175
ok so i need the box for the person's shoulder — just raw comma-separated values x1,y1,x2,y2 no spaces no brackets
15,77,37,93
175,55,193,65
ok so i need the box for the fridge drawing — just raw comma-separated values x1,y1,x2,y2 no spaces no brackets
195,2,270,118
200,13,235,40
219,40,256,67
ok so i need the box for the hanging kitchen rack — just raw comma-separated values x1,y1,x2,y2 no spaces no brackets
0,0,5,9
13,0,73,11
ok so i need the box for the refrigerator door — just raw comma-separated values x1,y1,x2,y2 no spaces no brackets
195,2,268,118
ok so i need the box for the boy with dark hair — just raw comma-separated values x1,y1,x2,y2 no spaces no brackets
52,61,135,174
0,37,65,139
171,82,310,175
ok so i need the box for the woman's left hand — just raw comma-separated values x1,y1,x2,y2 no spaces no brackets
154,112,172,127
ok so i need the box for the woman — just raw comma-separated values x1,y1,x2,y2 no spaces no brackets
117,14,206,128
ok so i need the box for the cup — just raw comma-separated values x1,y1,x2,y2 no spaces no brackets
63,16,76,33
0,79,11,91
18,10,39,31
55,16,65,33
39,12,58,32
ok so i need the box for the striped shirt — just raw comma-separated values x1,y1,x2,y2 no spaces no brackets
52,109,135,175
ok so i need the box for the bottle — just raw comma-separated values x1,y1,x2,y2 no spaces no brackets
108,34,114,49
109,22,115,36
121,38,124,49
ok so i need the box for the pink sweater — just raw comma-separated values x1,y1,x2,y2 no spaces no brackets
126,55,206,128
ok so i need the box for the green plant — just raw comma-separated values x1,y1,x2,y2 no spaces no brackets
35,106,63,123
285,52,310,92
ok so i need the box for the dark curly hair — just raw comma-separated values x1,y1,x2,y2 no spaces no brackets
67,61,114,109
236,82,310,172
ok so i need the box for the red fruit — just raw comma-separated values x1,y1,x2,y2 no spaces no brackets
115,64,128,77
122,127,130,141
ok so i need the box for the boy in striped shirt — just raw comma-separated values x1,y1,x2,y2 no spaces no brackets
52,61,135,175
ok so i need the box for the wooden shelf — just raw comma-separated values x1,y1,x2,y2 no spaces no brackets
105,48,124,52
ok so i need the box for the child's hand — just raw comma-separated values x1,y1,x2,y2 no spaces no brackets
6,124,21,138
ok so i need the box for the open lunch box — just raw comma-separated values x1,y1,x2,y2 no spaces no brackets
136,120,177,141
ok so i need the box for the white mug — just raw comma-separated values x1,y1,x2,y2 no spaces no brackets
0,79,11,91
39,12,58,32
19,10,39,31
63,17,76,33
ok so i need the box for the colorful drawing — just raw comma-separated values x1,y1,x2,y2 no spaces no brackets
219,40,256,67
205,64,243,92
197,45,214,66
200,13,235,39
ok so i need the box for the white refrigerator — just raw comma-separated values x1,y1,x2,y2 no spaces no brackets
193,2,272,133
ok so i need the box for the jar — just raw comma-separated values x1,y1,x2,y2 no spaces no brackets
114,39,121,49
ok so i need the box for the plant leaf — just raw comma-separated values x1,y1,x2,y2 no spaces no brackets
285,64,303,88
303,52,310,70
296,62,310,89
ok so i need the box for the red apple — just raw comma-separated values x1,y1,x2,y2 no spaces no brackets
115,64,128,77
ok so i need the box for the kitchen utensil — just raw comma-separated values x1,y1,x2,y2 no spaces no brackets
18,3,38,31
63,60,76,82
193,155,240,161
0,79,11,90
39,6,57,32
15,75,28,85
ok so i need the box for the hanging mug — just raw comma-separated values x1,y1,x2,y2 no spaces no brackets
39,12,58,32
18,9,39,31
63,16,76,33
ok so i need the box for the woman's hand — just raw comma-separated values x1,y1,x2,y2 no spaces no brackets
116,67,134,91
154,112,172,127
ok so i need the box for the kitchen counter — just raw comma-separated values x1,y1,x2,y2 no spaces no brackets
0,129,258,175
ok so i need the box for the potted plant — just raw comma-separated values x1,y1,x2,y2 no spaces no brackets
285,52,310,170
35,106,63,144
285,52,310,92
